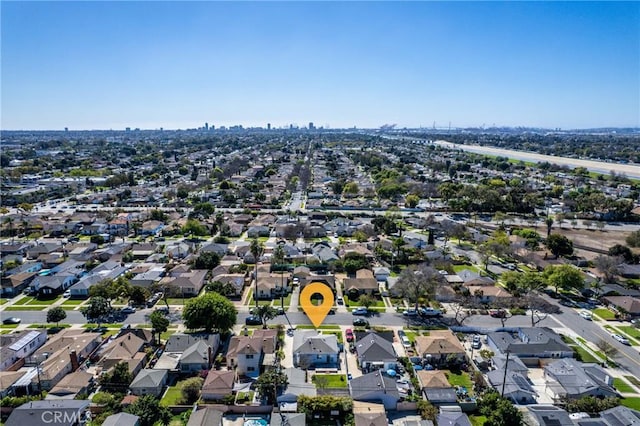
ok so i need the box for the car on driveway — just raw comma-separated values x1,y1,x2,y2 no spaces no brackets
353,318,369,327
336,297,344,305
121,306,136,314
345,328,354,342
3,317,21,325
352,308,369,316
489,309,507,318
612,334,630,345
403,309,418,317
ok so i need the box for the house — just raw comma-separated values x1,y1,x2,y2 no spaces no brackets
355,332,397,373
311,243,339,263
292,331,339,369
543,358,617,402
0,330,47,370
416,370,458,405
226,336,264,377
618,263,640,279
5,399,90,426
1,271,38,297
102,413,140,426
187,408,224,426
344,269,379,296
32,274,77,297
47,370,94,400
270,412,305,426
465,285,512,304
201,370,235,401
525,405,574,426
212,274,245,297
437,406,472,426
600,406,640,426
141,220,164,236
414,330,466,367
349,370,400,410
486,328,574,366
0,371,24,398
487,370,537,404
129,368,168,397
300,274,336,292
247,225,270,238
201,243,229,257
372,267,390,283
354,404,387,426
602,296,640,317
99,333,147,375
158,334,220,373
256,275,290,300
162,269,208,297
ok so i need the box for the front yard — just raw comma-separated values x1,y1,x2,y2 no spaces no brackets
312,374,348,388
593,308,616,320
614,378,636,394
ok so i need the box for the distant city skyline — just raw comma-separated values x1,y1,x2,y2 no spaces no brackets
2,1,639,131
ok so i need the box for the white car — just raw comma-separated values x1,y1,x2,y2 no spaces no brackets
63,290,71,298
612,334,631,345
579,311,593,320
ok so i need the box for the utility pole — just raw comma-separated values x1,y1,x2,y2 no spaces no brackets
501,350,510,398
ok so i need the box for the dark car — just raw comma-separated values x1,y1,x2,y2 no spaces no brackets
3,317,21,325
489,309,507,318
245,316,263,326
353,318,369,327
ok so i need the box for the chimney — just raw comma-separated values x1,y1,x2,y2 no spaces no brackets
208,346,213,366
70,350,79,372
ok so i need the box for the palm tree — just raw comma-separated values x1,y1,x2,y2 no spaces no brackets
273,244,286,309
3,217,14,243
250,238,264,308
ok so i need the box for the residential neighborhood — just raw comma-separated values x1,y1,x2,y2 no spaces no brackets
1,130,640,426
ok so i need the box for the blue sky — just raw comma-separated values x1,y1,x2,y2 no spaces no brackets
2,1,639,130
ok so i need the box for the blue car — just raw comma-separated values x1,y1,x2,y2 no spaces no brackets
352,308,369,316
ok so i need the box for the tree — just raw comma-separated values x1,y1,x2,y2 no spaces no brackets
182,292,237,333
129,286,150,306
405,194,420,208
545,217,554,238
80,296,111,326
594,255,621,283
596,339,618,365
544,264,584,296
125,394,171,426
255,369,288,404
99,362,133,392
479,391,523,426
46,307,67,327
255,304,278,329
545,234,573,258
342,182,359,196
313,375,330,390
626,230,640,247
206,280,237,297
394,265,443,310
150,310,170,345
250,238,264,308
358,294,376,310
193,251,220,270
180,377,204,404
609,244,637,264
416,400,438,421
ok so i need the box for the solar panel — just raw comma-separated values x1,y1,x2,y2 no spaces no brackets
8,331,41,351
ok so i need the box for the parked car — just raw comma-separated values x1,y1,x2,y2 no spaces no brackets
579,310,593,320
245,316,263,326
352,308,369,316
345,328,354,342
276,307,285,315
612,334,630,345
419,307,443,317
63,290,71,298
121,306,136,314
472,335,482,349
490,309,507,318
403,309,418,317
347,373,353,380
3,317,21,325
336,297,344,305
353,318,369,327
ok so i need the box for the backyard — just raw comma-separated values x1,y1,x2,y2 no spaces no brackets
312,374,348,388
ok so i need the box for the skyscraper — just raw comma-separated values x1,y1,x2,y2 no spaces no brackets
308,122,315,130
267,123,271,130
205,122,209,131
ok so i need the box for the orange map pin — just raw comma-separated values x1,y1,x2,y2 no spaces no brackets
300,282,335,327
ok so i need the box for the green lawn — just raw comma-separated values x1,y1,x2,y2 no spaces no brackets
61,299,86,306
625,376,640,387
0,324,19,329
593,308,616,320
322,330,344,344
13,296,35,305
405,331,419,344
312,374,348,388
453,265,481,274
166,298,187,305
469,415,487,426
0,299,8,305
343,295,385,308
161,386,183,406
622,397,640,410
27,323,71,329
571,345,600,363
445,371,474,395
614,378,636,394
5,306,45,311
